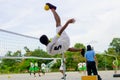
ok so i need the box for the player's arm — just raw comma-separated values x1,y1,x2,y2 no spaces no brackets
67,48,85,57
58,18,75,36
67,48,82,52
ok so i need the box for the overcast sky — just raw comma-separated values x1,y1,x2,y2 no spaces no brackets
0,0,120,53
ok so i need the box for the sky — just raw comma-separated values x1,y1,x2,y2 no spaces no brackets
0,0,120,54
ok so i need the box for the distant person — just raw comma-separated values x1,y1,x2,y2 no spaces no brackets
41,63,46,75
78,63,83,72
34,62,41,77
82,62,87,75
78,62,86,75
84,45,102,80
112,59,118,74
29,61,35,76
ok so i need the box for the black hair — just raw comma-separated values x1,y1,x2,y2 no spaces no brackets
39,35,49,46
87,45,92,51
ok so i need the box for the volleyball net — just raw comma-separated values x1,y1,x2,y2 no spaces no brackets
0,29,41,56
0,29,62,76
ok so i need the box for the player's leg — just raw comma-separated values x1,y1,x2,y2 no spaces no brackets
34,72,36,77
86,62,92,75
60,69,67,79
51,9,61,27
46,3,61,27
91,62,98,75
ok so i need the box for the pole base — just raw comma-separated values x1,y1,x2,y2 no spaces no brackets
113,74,120,77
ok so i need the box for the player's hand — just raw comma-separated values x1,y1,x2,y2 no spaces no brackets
81,48,85,57
68,18,75,23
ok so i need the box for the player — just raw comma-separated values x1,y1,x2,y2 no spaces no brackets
112,59,118,74
34,62,41,77
29,61,35,76
39,3,85,55
78,63,83,72
82,62,87,75
78,62,86,75
41,63,46,75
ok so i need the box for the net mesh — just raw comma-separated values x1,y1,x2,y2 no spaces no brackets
0,29,47,80
0,29,42,56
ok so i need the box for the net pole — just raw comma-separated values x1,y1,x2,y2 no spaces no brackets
62,52,66,80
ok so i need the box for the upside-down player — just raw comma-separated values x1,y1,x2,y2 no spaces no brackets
39,3,85,56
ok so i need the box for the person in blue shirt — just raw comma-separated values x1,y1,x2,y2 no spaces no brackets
85,45,102,80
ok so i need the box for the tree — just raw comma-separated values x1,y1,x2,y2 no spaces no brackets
74,43,85,49
110,38,120,55
13,50,22,57
24,46,30,52
5,51,12,56
3,51,16,66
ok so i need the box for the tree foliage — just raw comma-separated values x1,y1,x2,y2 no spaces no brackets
110,38,120,55
0,38,120,73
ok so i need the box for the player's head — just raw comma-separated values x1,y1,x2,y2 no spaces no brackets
87,45,92,51
39,35,49,46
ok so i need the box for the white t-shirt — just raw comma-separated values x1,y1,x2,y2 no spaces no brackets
41,63,46,69
78,63,82,68
82,63,86,67
35,62,38,67
47,26,70,54
30,62,34,68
